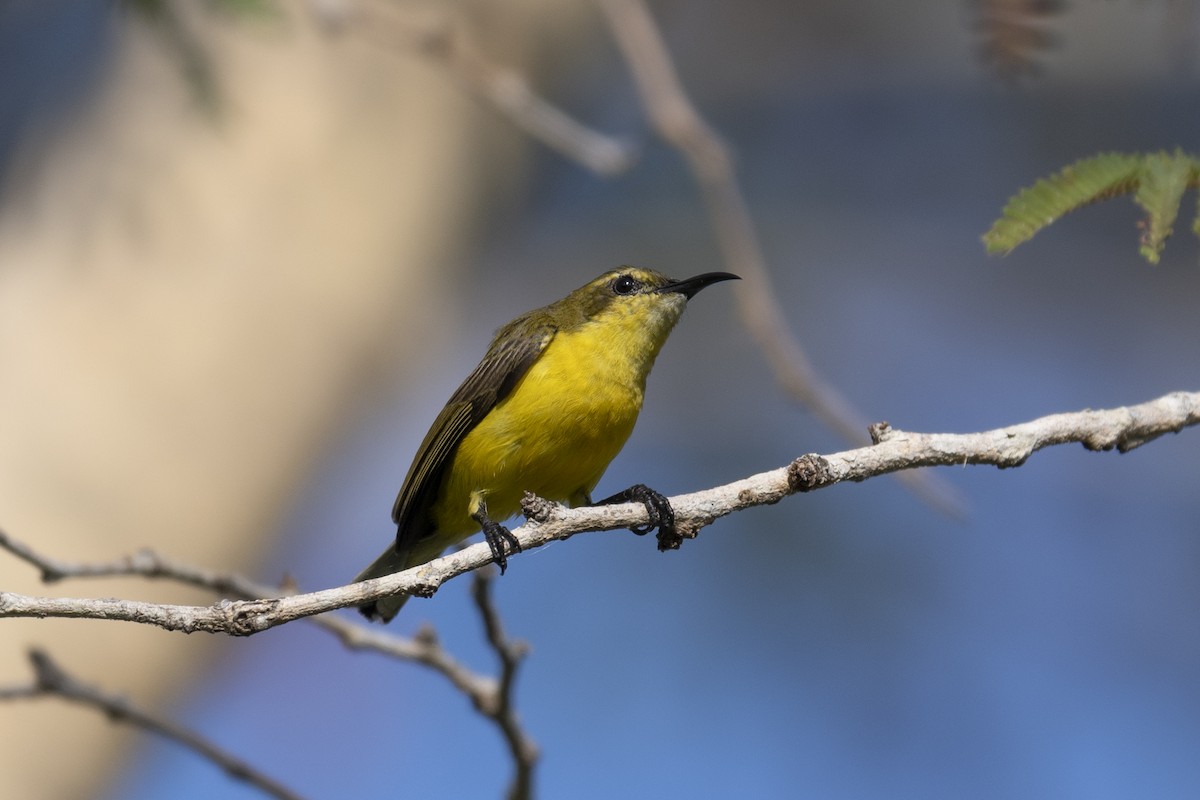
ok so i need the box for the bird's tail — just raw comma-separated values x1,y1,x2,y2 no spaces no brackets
353,544,411,623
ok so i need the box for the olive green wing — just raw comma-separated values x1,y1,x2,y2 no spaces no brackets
391,323,556,555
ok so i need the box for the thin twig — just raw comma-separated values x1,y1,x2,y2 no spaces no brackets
0,531,507,720
1,649,305,800
313,0,957,514
0,529,540,789
471,570,538,800
3,390,1196,634
594,0,966,517
308,0,635,175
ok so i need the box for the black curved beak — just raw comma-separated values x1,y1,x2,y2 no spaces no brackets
658,272,740,299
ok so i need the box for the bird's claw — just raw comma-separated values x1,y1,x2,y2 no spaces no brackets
480,519,521,574
596,483,679,551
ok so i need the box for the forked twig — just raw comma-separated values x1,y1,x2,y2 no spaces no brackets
596,0,966,516
0,649,305,800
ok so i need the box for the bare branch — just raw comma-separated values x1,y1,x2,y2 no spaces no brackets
1,536,283,595
3,390,1196,634
301,0,957,514
0,649,305,800
471,570,538,800
0,532,542,798
594,0,965,517
305,0,956,513
309,0,635,175
0,529,510,716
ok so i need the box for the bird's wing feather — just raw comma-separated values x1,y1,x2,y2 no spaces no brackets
392,324,555,555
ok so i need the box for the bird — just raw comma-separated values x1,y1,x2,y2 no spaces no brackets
355,266,738,622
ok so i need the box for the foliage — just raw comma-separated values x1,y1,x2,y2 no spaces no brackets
983,150,1200,264
974,0,1066,79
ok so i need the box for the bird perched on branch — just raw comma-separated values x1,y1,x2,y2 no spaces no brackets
355,266,738,622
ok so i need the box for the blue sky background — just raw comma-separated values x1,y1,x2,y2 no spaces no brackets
5,2,1200,799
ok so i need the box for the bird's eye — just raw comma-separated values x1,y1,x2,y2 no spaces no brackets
611,274,640,295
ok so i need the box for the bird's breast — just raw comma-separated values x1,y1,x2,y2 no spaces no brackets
435,323,656,531
485,327,647,467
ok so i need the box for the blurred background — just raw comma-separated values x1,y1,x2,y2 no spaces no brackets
1,1,1198,798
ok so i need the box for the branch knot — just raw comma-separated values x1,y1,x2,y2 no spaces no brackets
788,454,835,492
223,599,280,636
521,492,558,524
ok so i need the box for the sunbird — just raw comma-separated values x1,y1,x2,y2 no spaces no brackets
355,267,738,621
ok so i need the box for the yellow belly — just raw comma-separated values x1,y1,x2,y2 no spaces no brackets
431,325,648,538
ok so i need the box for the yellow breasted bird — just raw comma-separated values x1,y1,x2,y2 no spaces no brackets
355,267,738,621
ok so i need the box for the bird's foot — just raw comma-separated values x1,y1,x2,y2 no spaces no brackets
479,517,521,574
595,484,680,551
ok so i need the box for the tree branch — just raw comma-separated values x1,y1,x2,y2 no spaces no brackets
0,649,305,800
471,569,538,800
309,0,635,175
3,391,1196,635
308,0,957,514
0,528,541,767
594,0,965,517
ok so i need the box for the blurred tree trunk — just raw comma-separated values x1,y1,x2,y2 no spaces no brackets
0,3,581,796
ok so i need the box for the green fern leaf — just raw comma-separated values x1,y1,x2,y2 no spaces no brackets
983,152,1142,255
1134,149,1193,264
986,150,1200,263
